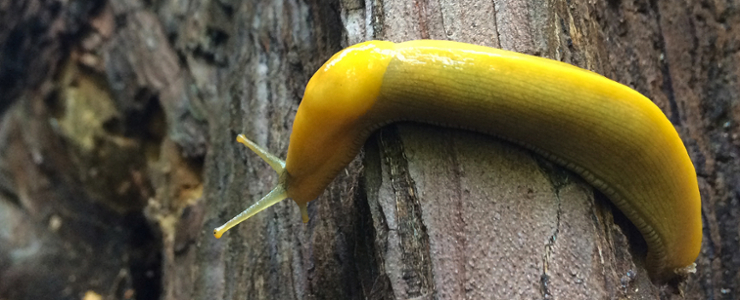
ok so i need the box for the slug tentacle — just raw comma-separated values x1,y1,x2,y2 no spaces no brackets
236,134,285,173
213,182,287,238
215,40,701,283
213,135,290,238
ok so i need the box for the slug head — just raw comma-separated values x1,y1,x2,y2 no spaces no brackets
213,41,395,238
285,40,395,205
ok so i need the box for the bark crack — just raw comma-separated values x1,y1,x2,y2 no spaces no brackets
491,0,501,46
649,0,681,126
379,126,434,298
540,178,564,300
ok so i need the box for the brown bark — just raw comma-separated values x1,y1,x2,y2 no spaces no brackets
0,0,738,299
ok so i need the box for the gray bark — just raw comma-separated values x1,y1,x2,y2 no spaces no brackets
1,0,738,299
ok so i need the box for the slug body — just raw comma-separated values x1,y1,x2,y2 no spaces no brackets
215,40,701,282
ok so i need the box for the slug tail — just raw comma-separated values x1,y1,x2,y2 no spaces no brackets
213,183,288,238
237,134,286,173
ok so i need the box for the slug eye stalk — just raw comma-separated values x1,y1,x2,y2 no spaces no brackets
236,134,285,174
212,134,307,239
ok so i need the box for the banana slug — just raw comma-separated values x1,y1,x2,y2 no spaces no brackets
213,40,701,282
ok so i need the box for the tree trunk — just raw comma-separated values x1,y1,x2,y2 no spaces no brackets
0,0,738,299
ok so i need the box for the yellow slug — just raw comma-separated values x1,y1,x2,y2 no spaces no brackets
213,40,701,282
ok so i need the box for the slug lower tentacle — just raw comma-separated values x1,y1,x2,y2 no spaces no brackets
215,40,701,282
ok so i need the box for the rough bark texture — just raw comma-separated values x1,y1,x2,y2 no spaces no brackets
0,0,738,299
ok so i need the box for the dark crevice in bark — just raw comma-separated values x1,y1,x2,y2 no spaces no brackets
124,212,163,300
377,126,434,298
649,0,682,126
540,192,562,300
355,167,396,300
537,159,567,300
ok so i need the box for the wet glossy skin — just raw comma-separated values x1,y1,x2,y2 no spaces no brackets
215,40,701,282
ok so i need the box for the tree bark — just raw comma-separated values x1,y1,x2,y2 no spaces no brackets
0,0,738,299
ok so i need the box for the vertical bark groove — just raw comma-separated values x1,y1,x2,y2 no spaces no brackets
1,0,738,299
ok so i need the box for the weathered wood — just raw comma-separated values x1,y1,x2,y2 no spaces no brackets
354,1,647,298
1,0,739,299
